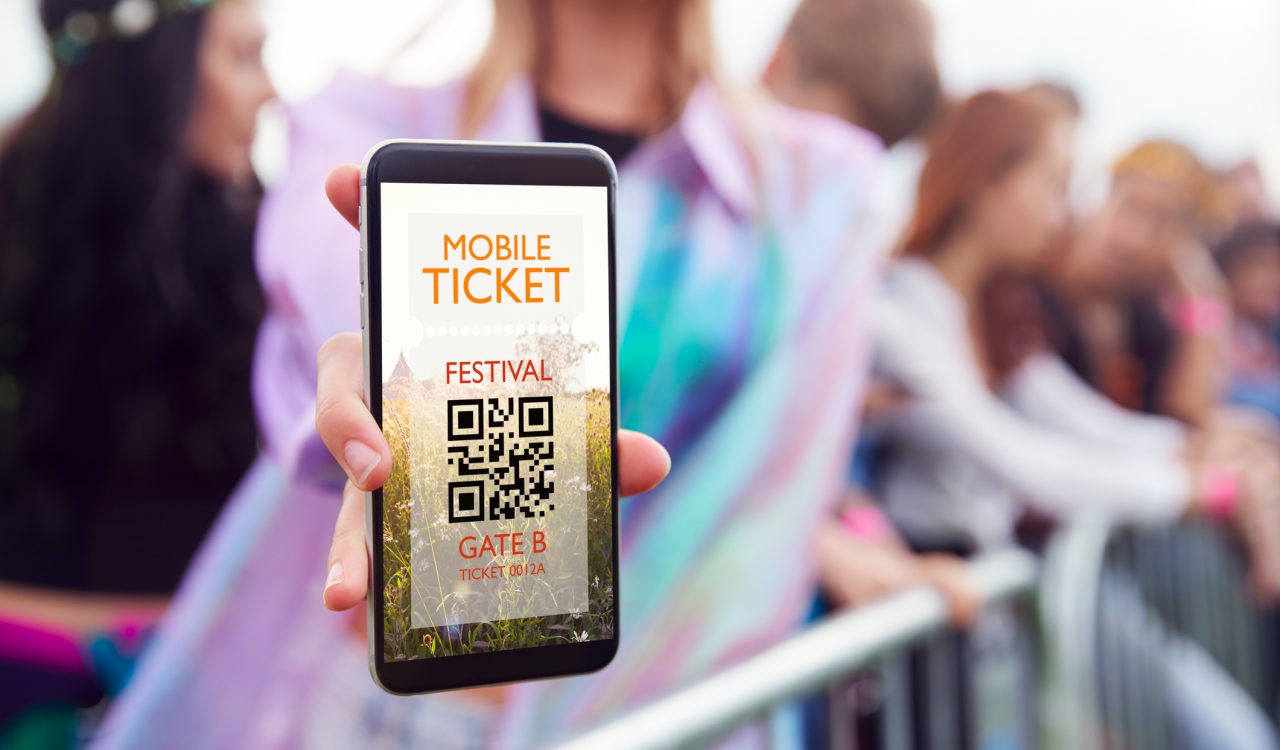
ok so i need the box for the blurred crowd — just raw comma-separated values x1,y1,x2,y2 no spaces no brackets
1,0,1278,748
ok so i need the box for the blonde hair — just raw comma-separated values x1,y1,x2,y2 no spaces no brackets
458,0,718,138
1112,139,1230,237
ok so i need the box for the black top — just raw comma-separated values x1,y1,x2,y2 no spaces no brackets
538,105,643,167
0,174,262,594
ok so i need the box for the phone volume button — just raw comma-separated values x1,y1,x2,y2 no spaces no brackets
360,289,367,330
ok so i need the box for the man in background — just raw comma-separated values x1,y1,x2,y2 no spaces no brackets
762,0,973,620
763,0,941,149
762,0,971,620
763,3,987,745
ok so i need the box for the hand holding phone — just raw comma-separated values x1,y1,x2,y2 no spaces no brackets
314,336,669,611
315,149,668,694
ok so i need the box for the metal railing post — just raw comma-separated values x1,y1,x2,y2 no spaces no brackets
548,549,1038,750
1039,518,1111,750
1041,519,1277,750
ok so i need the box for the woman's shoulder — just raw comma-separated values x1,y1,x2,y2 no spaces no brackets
730,95,887,234
762,98,884,186
287,71,466,151
879,259,952,307
875,260,967,340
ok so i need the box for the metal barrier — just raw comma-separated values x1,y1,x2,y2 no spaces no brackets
553,519,1278,750
820,602,1039,750
550,549,1039,750
1042,519,1279,750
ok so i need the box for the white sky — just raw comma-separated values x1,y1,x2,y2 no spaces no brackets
2,0,1278,206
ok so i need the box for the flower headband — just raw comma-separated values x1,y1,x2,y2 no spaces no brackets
50,0,215,67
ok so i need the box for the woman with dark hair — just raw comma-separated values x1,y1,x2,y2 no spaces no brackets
1040,140,1234,426
0,0,273,739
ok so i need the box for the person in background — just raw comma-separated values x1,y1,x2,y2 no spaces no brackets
0,0,274,743
873,89,1280,750
1037,140,1280,511
763,0,941,151
764,7,986,744
871,90,1280,593
763,0,979,623
1039,140,1233,427
1215,222,1280,421
100,0,884,747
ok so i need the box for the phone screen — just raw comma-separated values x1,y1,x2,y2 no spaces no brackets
375,180,614,663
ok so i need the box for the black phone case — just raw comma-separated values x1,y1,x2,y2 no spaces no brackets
360,140,620,695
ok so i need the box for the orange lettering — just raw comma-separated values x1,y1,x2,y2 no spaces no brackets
443,234,465,260
421,267,447,303
463,267,492,304
495,268,520,303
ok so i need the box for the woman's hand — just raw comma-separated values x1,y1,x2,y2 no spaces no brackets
1187,441,1280,604
315,165,670,611
1208,406,1280,448
1232,450,1280,603
814,518,982,627
1168,235,1229,301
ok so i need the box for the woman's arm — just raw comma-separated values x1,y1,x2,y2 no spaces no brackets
1005,353,1188,455
1156,239,1232,426
314,169,672,611
875,300,1194,522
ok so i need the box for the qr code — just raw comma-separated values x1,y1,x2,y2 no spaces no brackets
446,397,555,523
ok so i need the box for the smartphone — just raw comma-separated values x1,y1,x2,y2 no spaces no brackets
360,140,619,694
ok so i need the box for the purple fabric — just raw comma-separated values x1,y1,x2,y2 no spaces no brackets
97,71,884,749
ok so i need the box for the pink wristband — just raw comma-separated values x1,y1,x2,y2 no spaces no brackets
1200,465,1239,519
839,505,893,541
1173,297,1229,335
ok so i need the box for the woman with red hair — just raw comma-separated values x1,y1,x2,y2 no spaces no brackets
869,91,1280,750
868,91,1280,586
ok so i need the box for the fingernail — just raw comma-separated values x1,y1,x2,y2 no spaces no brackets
325,561,344,590
343,440,380,485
